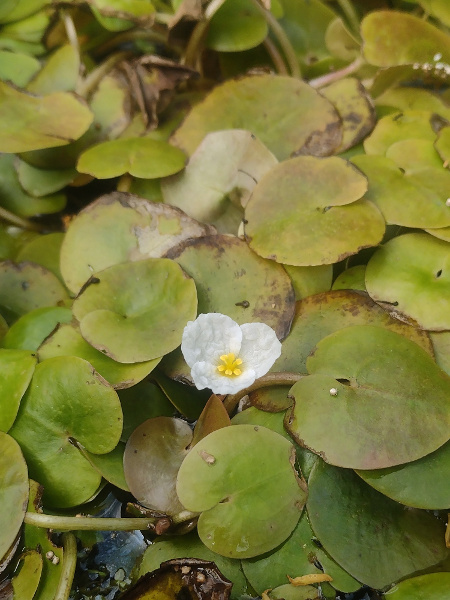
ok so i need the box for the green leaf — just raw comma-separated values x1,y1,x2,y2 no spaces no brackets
365,233,450,330
242,511,360,594
9,356,123,507
11,550,43,600
206,0,268,52
72,258,197,363
0,261,70,324
361,10,450,67
0,81,93,153
27,44,80,95
307,460,448,589
60,192,214,295
38,322,160,389
16,159,77,197
167,233,295,338
273,290,434,376
0,432,28,561
172,74,342,160
2,306,71,351
244,155,384,266
357,440,450,510
77,137,186,179
176,424,306,558
0,50,40,87
15,233,66,282
384,572,450,600
0,349,36,431
286,325,450,469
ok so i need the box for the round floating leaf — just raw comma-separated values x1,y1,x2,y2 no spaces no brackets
307,460,448,589
332,265,366,291
351,154,450,229
16,159,77,197
11,550,43,600
9,356,123,507
0,349,36,431
363,111,436,156
426,225,450,242
138,531,248,599
431,330,450,375
365,233,450,330
38,322,159,389
273,290,434,376
0,154,66,217
124,417,192,515
206,0,267,52
172,74,342,160
80,442,129,492
0,50,40,87
269,584,320,600
176,424,306,558
0,432,28,561
244,155,384,266
286,325,450,469
162,129,278,234
435,125,450,164
15,232,66,283
77,137,186,179
283,264,332,301
384,572,450,600
361,10,450,67
2,306,71,351
60,192,214,294
27,44,80,95
0,261,70,324
242,511,360,595
356,440,450,510
72,258,197,363
321,78,376,153
0,81,93,153
375,87,450,122
167,234,294,338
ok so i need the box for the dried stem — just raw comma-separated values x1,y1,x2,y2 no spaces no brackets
223,372,303,414
308,56,363,88
76,50,135,98
0,206,42,232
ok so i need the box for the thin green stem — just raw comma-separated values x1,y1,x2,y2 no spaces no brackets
248,0,301,78
61,10,80,56
54,533,77,600
0,206,42,232
308,56,363,88
24,510,198,531
336,0,361,40
224,372,303,414
263,37,288,75
183,0,227,68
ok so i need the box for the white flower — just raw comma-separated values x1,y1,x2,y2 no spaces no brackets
181,313,282,394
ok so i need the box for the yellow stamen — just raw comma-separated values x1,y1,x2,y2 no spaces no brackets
217,353,243,377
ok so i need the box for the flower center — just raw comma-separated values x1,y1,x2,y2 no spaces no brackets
217,353,243,377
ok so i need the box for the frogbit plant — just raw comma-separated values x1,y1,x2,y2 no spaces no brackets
181,313,282,394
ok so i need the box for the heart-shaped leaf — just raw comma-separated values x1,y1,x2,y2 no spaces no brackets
77,137,186,179
0,432,28,560
286,325,450,469
365,233,450,330
72,258,197,363
0,349,36,431
307,460,448,589
9,356,123,507
244,155,384,266
176,424,306,558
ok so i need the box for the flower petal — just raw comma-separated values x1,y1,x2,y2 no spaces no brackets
191,361,256,394
181,313,242,367
239,322,282,378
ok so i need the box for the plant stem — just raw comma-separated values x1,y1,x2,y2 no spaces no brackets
263,37,288,75
24,510,199,531
308,56,363,88
54,533,77,600
0,206,42,231
93,29,177,57
248,0,301,78
61,10,80,56
224,372,303,414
